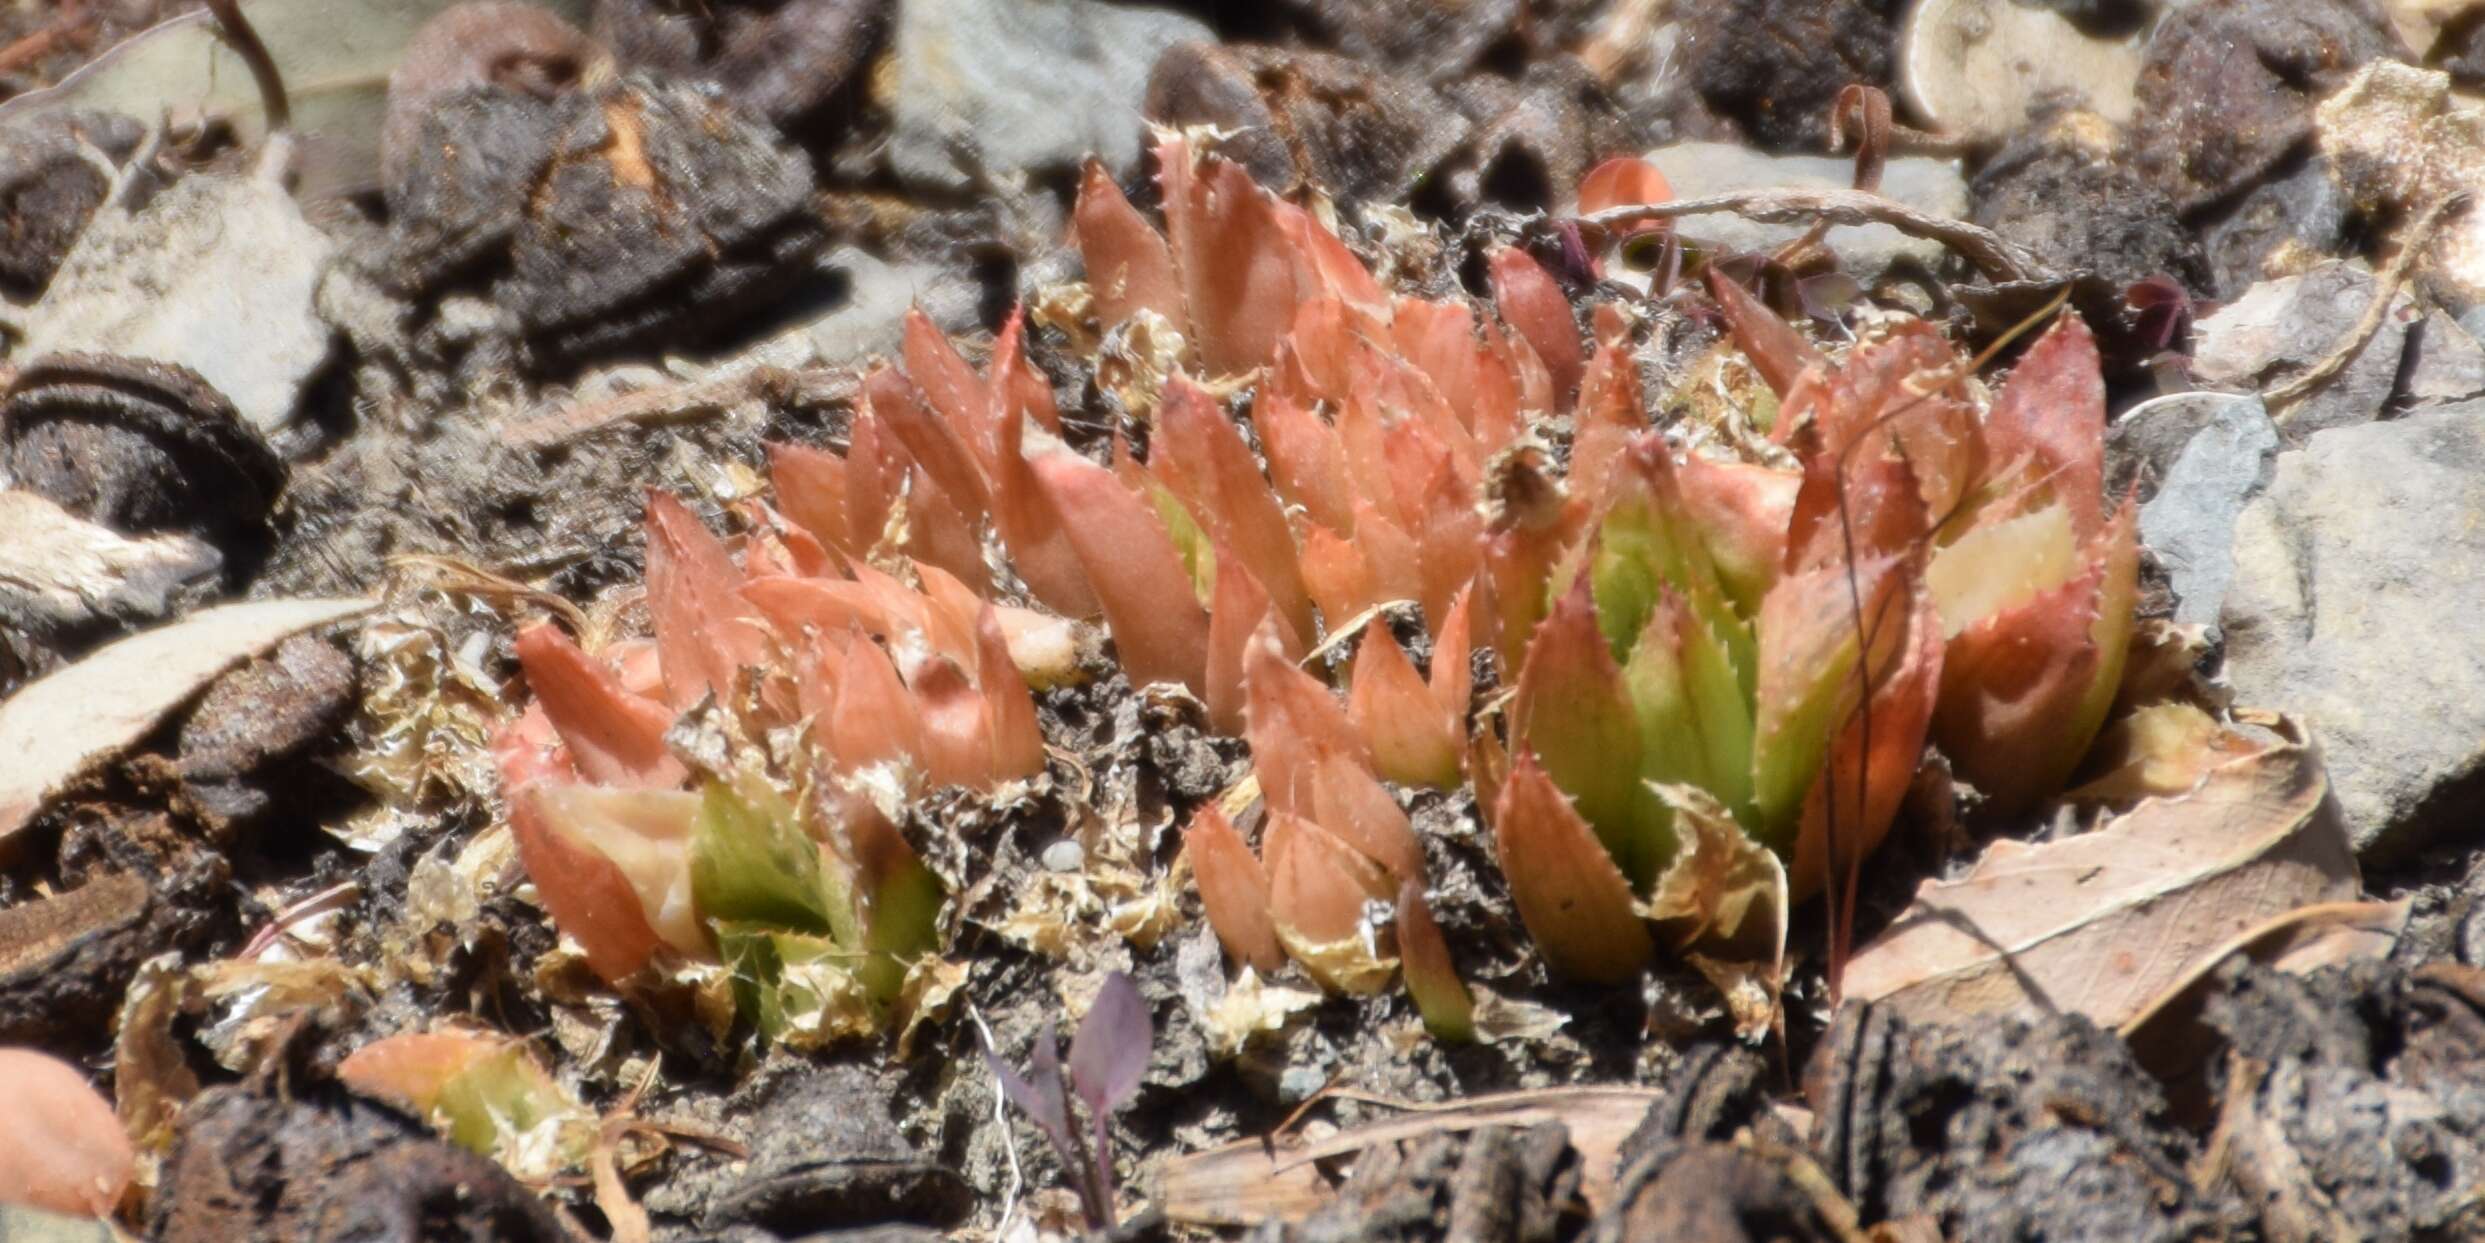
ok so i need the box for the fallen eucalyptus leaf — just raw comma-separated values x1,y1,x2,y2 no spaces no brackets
0,0,594,199
1156,1086,1659,1228
0,596,374,844
0,489,220,641
2119,898,2409,1116
1842,717,2357,1028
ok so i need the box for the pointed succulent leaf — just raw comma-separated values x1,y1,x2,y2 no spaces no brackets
864,365,990,522
1429,585,1475,730
1488,246,1583,402
1676,456,1797,618
511,622,686,789
1299,522,1379,629
1748,556,1893,851
1159,378,1315,640
1568,339,1645,502
769,441,857,560
1027,437,1210,694
1925,502,2078,640
827,633,927,782
1933,500,2136,817
1256,391,1354,535
1982,314,2106,536
1513,574,1658,886
1077,157,1187,340
1704,266,1823,398
974,604,1047,783
902,307,996,477
1307,749,1426,884
1395,880,1476,1043
1348,628,1463,789
1490,754,1654,984
336,1030,509,1120
1243,623,1367,814
690,777,835,936
645,491,766,710
1622,587,1757,827
1185,804,1283,975
513,784,705,982
1791,565,1942,897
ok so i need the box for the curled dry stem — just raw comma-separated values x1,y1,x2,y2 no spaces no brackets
203,0,290,131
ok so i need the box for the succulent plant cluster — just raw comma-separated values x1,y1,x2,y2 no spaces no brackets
490,133,2137,1041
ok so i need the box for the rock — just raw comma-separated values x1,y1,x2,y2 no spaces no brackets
2190,261,2417,436
1900,0,2151,147
882,0,1211,193
1807,1004,2238,1239
2133,0,2405,215
2132,394,2278,628
0,353,288,554
2222,404,2485,858
2195,156,2356,300
1144,42,1467,205
1677,0,1895,152
1643,143,1968,285
151,1084,570,1243
1256,0,1528,84
18,155,336,438
375,72,826,376
1434,57,1643,214
2403,308,2485,405
706,1062,970,1234
0,110,141,301
2315,61,2485,312
766,248,984,367
1969,111,2209,292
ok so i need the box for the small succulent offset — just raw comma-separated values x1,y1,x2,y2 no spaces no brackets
983,972,1154,1231
494,483,1062,1043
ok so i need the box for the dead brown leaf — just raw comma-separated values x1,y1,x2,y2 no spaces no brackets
1841,717,2356,1028
1154,1086,1658,1228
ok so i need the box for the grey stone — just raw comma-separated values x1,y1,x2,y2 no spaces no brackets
2222,404,2485,858
884,0,1212,193
2402,309,2485,407
1643,143,1967,286
763,248,982,368
2191,261,2416,437
2132,394,2277,628
18,153,335,436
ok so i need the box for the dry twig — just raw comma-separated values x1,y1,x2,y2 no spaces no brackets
1571,187,2054,284
2267,192,2472,417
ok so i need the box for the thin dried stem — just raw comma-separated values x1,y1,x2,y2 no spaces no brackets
203,0,290,131
2268,192,2471,415
1571,187,2052,284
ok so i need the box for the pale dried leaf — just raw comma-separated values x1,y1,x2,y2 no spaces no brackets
0,598,375,843
1842,721,2357,1028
